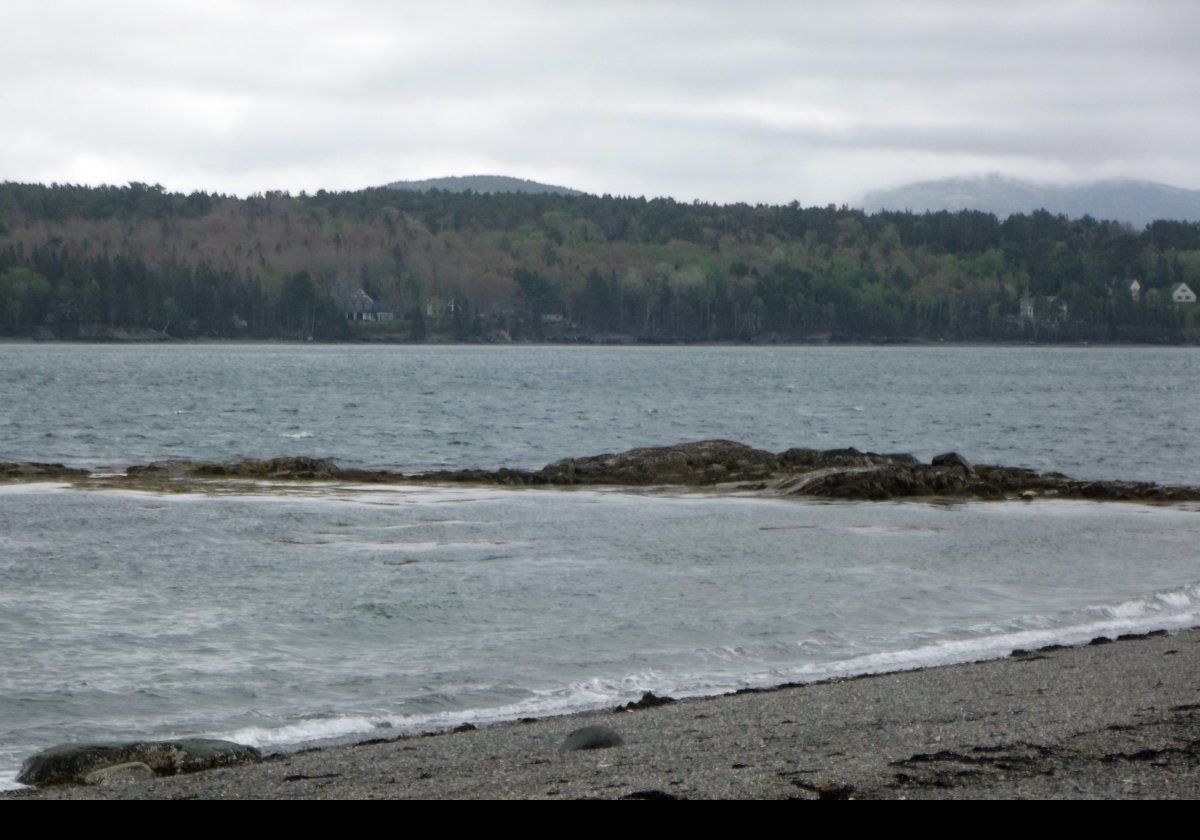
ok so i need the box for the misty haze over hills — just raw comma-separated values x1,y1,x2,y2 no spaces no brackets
385,175,584,197
859,176,1200,229
393,174,1200,230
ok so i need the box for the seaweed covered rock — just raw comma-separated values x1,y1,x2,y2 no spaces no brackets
124,459,193,478
126,457,398,482
541,439,779,485
190,456,349,479
110,442,1200,504
0,462,89,480
16,738,262,787
414,467,544,486
780,464,979,500
614,691,677,712
776,461,1200,502
931,452,975,474
778,447,918,469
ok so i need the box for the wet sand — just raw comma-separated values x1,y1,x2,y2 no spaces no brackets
8,627,1200,799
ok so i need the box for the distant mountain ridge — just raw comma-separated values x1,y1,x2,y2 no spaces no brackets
860,175,1200,228
385,174,584,196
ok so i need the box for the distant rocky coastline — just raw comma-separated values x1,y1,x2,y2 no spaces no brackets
7,440,1200,503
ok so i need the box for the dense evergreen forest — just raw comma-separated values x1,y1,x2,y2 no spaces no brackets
2,181,1199,343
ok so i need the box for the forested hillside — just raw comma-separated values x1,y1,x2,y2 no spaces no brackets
2,181,1199,342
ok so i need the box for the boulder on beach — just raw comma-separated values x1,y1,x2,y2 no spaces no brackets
559,725,625,752
614,691,677,712
16,738,262,787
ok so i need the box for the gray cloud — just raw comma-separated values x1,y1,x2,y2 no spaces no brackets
2,0,1197,204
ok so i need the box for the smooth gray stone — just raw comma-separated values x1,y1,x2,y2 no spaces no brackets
559,725,625,752
17,738,262,787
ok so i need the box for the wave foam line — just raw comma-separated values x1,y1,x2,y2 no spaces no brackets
93,582,1200,768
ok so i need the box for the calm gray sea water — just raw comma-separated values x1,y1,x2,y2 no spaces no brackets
3,343,1199,480
1,344,1199,788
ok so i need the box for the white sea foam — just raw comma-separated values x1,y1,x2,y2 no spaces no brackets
199,593,1200,756
357,520,486,531
218,716,381,748
4,470,1200,785
332,539,520,553
200,585,1200,755
0,482,72,495
206,675,677,754
1157,591,1192,608
1102,599,1152,619
13,587,1200,779
742,584,1200,688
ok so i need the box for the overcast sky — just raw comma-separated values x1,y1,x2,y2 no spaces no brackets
2,1,1197,205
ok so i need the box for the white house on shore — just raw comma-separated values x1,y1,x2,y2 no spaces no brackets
344,289,395,322
1127,278,1141,302
1170,282,1196,304
1018,293,1068,328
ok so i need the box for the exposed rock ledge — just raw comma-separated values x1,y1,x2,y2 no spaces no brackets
4,441,1199,503
535,441,1200,502
125,456,397,482
0,461,89,479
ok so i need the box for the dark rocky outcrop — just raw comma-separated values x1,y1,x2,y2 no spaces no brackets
778,447,918,470
17,738,262,787
844,451,1200,502
931,452,974,474
57,440,1200,504
0,462,89,479
413,467,545,486
539,439,779,486
777,463,986,500
774,460,1200,503
126,457,399,483
614,691,677,713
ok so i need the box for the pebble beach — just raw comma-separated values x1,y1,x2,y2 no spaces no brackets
8,627,1199,800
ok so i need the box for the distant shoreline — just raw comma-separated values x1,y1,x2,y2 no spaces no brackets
3,336,1197,349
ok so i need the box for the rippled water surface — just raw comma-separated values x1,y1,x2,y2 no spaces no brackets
2,344,1199,787
3,343,1199,480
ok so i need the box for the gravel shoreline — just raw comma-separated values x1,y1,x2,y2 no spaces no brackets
8,627,1200,799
